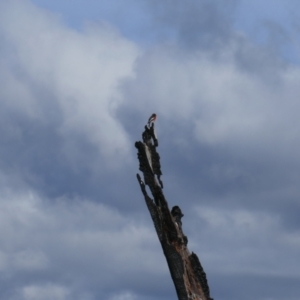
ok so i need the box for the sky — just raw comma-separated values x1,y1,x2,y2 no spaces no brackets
0,0,300,299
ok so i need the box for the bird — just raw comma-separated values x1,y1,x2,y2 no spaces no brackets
147,113,157,126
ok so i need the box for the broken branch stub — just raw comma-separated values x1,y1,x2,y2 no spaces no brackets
135,121,213,300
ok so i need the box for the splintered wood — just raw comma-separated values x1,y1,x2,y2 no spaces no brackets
135,120,213,300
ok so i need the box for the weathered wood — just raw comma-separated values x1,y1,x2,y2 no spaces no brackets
135,121,213,300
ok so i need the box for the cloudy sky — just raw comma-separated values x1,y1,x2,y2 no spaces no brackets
1,0,300,299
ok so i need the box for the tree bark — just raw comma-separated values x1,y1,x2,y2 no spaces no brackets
135,122,214,300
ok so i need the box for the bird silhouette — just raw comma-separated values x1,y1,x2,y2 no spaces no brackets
147,113,157,126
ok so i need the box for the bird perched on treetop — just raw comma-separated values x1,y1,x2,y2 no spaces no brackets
148,113,157,126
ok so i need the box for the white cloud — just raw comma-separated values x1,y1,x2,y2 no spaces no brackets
122,40,300,163
196,206,279,236
0,182,167,296
0,0,140,169
1,1,300,299
21,284,70,300
3,0,300,169
109,291,137,300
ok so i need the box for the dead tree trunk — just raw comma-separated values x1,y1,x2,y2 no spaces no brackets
135,119,213,300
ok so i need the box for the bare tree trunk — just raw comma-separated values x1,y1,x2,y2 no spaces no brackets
135,121,214,300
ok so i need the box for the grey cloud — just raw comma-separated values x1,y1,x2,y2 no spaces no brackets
117,5,300,297
209,273,300,300
140,0,237,50
0,0,142,203
1,0,300,299
0,0,138,169
0,188,174,300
